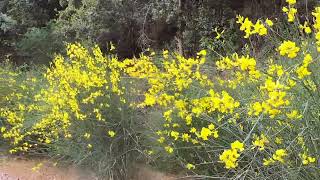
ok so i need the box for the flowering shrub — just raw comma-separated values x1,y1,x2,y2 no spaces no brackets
129,46,318,177
0,44,140,178
0,0,319,179
127,1,319,178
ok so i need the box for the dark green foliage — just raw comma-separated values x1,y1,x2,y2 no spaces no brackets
5,0,63,28
16,23,64,64
3,0,319,61
2,0,320,60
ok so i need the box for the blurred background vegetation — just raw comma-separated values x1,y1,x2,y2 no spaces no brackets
1,0,317,65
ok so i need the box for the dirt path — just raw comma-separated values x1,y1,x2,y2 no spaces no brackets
0,157,97,180
0,157,179,180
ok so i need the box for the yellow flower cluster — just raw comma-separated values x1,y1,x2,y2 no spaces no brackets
263,149,287,166
299,21,312,34
296,54,312,79
286,110,302,120
0,43,123,152
122,50,245,161
191,90,240,117
216,53,261,88
312,7,320,51
267,64,284,77
2,2,320,173
219,141,245,169
282,0,297,22
278,40,300,58
186,163,196,170
236,16,272,38
300,152,316,165
252,134,269,151
248,76,291,118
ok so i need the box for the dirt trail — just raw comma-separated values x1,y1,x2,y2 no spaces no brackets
0,157,179,180
0,157,97,180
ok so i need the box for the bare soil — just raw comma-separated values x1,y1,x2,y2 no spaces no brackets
0,157,96,180
0,157,180,180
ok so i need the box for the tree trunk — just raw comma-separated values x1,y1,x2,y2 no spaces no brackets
176,0,184,55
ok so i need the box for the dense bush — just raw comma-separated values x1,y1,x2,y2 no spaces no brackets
0,44,145,178
5,0,63,28
16,23,64,64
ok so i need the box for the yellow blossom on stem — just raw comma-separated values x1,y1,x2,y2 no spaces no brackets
278,40,300,58
186,163,195,170
300,152,316,165
165,146,174,154
286,0,296,5
252,134,269,151
108,130,116,137
219,140,245,169
282,6,297,22
273,149,287,163
200,127,212,141
265,18,274,26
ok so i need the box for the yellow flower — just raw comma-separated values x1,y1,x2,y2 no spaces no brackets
265,18,274,26
87,144,93,149
248,102,263,116
296,66,311,79
191,139,199,144
278,40,300,58
182,133,191,142
214,27,225,40
272,149,287,163
299,21,312,34
282,6,297,22
172,123,180,128
288,79,296,87
267,64,284,77
190,127,197,133
197,50,207,56
213,131,219,138
165,146,174,154
286,0,296,5
300,153,316,165
186,163,196,170
286,110,302,119
231,140,245,152
252,134,269,151
219,141,244,169
45,139,51,144
237,16,254,38
170,131,179,140
158,137,165,143
0,127,6,133
84,133,91,139
253,20,267,36
275,137,283,144
263,158,275,166
163,110,173,122
147,150,154,155
108,130,116,137
219,149,240,169
208,123,215,130
163,50,169,58
264,149,287,166
200,127,212,141
296,54,312,79
144,93,156,106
